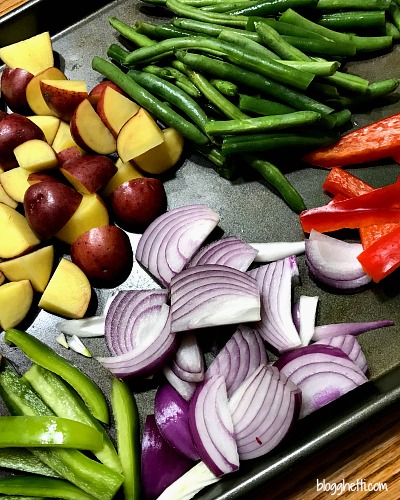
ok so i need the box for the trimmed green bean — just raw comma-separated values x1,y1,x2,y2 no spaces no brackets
142,64,201,97
174,51,334,115
315,11,386,31
338,78,400,108
218,28,278,59
108,17,155,47
389,2,400,32
243,155,306,213
134,20,193,39
204,110,321,136
210,78,238,96
92,57,209,145
107,43,130,64
315,0,390,9
127,69,208,130
122,36,315,90
385,21,400,40
254,21,310,61
202,0,255,11
247,17,329,39
282,35,356,56
279,60,340,76
172,17,262,41
350,35,393,53
324,71,369,94
227,0,318,16
166,0,249,26
319,108,352,129
238,94,295,115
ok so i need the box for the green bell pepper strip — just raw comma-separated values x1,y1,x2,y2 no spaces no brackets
0,476,96,500
0,416,103,451
22,364,122,473
4,329,109,425
0,360,124,500
0,448,60,477
111,377,141,500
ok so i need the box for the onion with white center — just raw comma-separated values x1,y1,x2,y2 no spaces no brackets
248,256,302,354
163,365,198,402
312,320,394,341
274,344,368,418
168,332,205,384
135,204,220,287
305,229,372,290
251,241,305,263
56,316,105,338
154,382,200,461
229,364,301,460
206,325,268,397
315,335,368,374
188,236,258,272
170,264,261,333
104,289,168,356
292,295,319,346
189,375,239,477
97,304,178,379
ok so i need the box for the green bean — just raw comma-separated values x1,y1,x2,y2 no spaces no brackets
204,110,321,136
202,0,255,11
247,17,329,39
210,78,238,96
389,2,400,32
338,78,400,108
108,17,155,47
227,0,318,16
123,36,315,90
243,155,306,212
238,94,295,115
127,69,208,130
350,34,393,53
135,20,193,39
316,11,386,31
166,0,249,26
92,56,209,145
218,28,278,59
324,71,369,94
315,0,390,9
254,21,310,61
385,21,400,40
172,17,261,41
107,43,131,64
197,145,236,178
221,130,338,155
319,108,352,129
282,35,356,57
175,50,334,115
279,60,339,76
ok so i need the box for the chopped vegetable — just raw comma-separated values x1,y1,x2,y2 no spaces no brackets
66,335,92,357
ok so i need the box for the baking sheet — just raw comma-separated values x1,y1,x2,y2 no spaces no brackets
1,0,400,497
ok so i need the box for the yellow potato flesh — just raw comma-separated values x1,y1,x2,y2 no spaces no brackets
52,120,83,153
27,116,61,144
14,139,58,172
39,258,91,319
0,167,31,203
0,203,40,258
0,280,34,330
101,157,143,197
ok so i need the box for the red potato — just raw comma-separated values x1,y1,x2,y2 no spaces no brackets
27,172,63,185
57,145,84,166
109,177,167,232
1,67,34,113
24,180,82,240
88,80,125,109
40,79,89,122
0,111,45,170
60,154,117,194
70,225,133,285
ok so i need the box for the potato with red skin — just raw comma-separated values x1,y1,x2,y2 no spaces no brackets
88,80,125,109
109,177,167,232
57,146,83,166
71,225,133,285
1,67,34,113
0,111,45,170
60,154,117,194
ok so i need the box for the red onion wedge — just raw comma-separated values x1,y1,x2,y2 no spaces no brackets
292,295,319,347
135,204,220,287
189,375,239,477
169,332,205,384
163,366,198,402
154,382,200,461
97,304,178,379
251,241,305,263
315,335,368,374
141,414,194,500
274,344,368,418
188,235,258,272
104,289,168,356
206,325,268,397
312,320,394,341
170,264,261,333
229,364,301,460
248,256,302,354
305,229,372,290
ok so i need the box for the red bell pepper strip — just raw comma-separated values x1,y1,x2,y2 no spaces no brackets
321,168,400,247
302,112,400,168
299,181,400,233
357,225,400,282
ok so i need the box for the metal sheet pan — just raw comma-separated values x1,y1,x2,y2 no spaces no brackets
1,1,400,497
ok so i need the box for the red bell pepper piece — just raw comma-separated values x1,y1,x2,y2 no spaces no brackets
322,167,374,197
300,181,400,233
357,226,400,282
302,112,400,168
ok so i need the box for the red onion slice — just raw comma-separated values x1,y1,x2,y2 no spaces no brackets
206,325,268,397
188,236,258,272
315,335,368,374
305,229,372,290
154,382,200,461
229,365,301,460
163,366,198,402
274,344,368,418
251,241,305,263
189,376,239,477
97,304,178,379
141,414,194,500
292,295,319,347
248,256,301,354
136,204,220,287
170,264,260,333
169,332,205,383
312,320,394,341
104,289,168,356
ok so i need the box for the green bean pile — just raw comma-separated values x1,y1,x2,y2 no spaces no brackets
92,0,400,212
